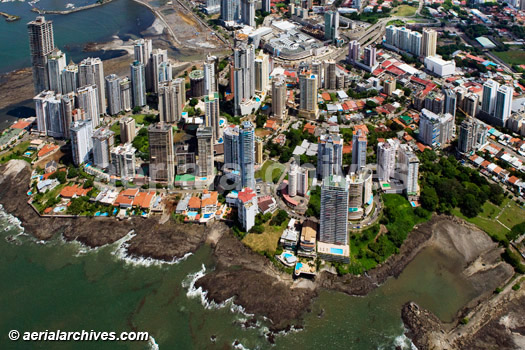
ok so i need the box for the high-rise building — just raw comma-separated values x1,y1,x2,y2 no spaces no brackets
119,117,136,144
347,169,373,213
151,49,168,94
70,119,93,166
241,0,255,27
158,79,186,123
28,16,55,94
409,31,422,57
47,49,66,94
324,10,339,42
77,84,100,128
352,129,367,171
458,118,487,154
196,125,214,178
383,75,396,96
319,175,349,245
224,125,240,169
189,69,205,98
60,93,74,139
157,61,173,86
148,123,175,184
78,57,106,115
61,62,78,94
262,0,271,12
494,85,513,127
271,75,287,119
463,92,479,117
110,143,136,180
377,139,399,181
203,54,218,96
419,109,454,147
34,90,71,138
324,60,337,90
239,121,255,189
297,166,309,196
347,40,360,63
298,71,318,119
92,128,115,169
221,0,241,22
237,187,257,231
105,74,122,116
288,161,299,197
233,43,255,116
310,60,323,87
133,39,153,91
119,77,132,112
317,133,343,180
254,53,270,92
175,144,196,174
130,61,146,108
255,137,263,165
444,88,457,118
385,25,398,48
421,28,437,57
204,92,220,142
364,46,377,67
397,144,419,196
481,79,499,116
398,27,411,52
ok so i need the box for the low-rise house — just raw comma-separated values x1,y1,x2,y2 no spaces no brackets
37,179,59,193
60,184,90,198
280,219,299,249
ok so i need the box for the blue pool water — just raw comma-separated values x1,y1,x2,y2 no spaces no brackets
330,248,344,255
203,213,212,219
283,253,292,259
255,97,261,102
295,262,303,270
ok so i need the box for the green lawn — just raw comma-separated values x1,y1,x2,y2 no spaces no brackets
131,114,147,124
242,219,288,254
491,50,525,66
255,160,285,183
451,198,525,242
393,4,417,17
0,141,31,164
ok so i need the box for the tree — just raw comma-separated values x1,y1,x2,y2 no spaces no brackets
460,193,481,218
189,98,198,107
270,209,289,226
420,186,439,212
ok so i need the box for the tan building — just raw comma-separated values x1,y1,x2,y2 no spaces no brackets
383,75,396,96
119,117,136,144
255,137,263,165
298,70,319,120
422,29,437,57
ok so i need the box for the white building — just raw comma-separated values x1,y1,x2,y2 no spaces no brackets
237,187,257,231
70,119,93,166
377,139,399,181
92,128,115,169
77,84,100,128
111,143,137,180
78,57,106,115
424,56,456,77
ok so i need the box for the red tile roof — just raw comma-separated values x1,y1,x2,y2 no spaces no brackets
60,184,90,198
11,120,31,129
238,187,256,204
38,144,59,158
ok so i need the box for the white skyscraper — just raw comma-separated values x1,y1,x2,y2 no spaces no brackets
78,57,106,115
317,133,343,180
288,161,298,197
377,139,399,181
347,40,360,63
77,84,100,128
481,79,500,116
203,54,218,96
241,0,255,27
70,119,93,166
151,49,169,94
158,79,185,123
233,43,255,116
133,38,153,91
495,85,513,127
239,121,255,189
111,143,136,180
397,144,419,196
61,62,78,94
47,49,66,94
352,129,368,171
130,61,146,108
119,77,132,112
33,90,70,138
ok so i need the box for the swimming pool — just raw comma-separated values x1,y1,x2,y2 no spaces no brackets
203,213,212,219
295,262,303,270
283,253,293,259
330,248,343,255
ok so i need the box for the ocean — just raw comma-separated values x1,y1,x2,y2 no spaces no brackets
0,206,478,350
0,0,155,75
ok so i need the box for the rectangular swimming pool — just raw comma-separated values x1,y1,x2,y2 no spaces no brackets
330,248,343,255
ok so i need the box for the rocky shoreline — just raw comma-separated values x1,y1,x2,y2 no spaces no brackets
0,160,520,342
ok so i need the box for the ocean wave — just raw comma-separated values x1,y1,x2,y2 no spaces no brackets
148,335,160,350
393,333,418,350
111,230,193,267
231,340,250,350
